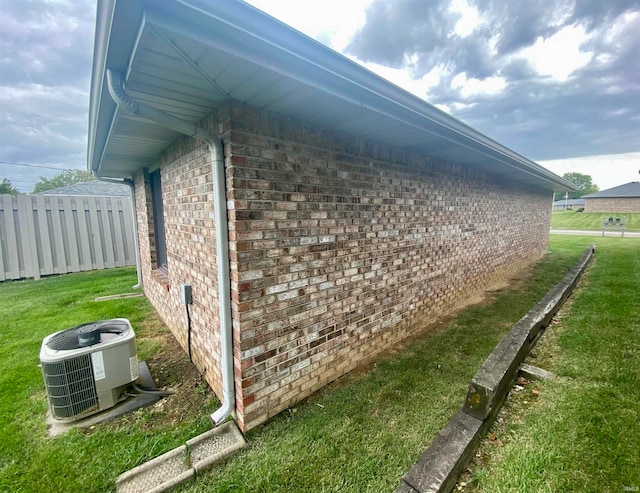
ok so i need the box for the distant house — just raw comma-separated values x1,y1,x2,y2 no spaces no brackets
552,198,585,211
583,182,640,213
87,0,574,431
38,180,130,197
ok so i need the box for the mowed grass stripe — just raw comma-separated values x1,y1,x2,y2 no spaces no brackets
551,210,640,231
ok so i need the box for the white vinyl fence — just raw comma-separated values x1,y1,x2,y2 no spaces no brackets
0,194,136,281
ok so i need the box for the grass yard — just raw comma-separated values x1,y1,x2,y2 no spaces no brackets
469,235,640,492
0,268,217,493
551,210,640,231
175,242,589,493
1,235,631,492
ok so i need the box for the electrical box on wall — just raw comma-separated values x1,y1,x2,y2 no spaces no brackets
180,284,193,305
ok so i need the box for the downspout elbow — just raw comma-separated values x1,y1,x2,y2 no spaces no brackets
107,69,200,136
211,398,233,425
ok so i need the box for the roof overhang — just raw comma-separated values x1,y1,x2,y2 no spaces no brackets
88,0,576,192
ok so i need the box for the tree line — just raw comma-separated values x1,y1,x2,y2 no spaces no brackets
560,172,599,199
0,169,94,195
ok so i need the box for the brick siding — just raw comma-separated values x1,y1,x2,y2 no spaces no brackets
585,197,640,213
135,101,552,431
134,138,225,398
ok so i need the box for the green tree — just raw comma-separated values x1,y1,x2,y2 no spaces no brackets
0,178,19,195
562,172,599,199
32,169,94,193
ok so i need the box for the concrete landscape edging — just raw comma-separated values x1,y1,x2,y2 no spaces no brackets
397,245,594,493
115,421,246,493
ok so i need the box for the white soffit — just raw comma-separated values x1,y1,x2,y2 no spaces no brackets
89,0,575,192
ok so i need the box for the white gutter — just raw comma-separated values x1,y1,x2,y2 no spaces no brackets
105,69,235,425
149,2,577,191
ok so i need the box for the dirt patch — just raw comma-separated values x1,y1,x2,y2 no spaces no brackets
449,268,535,314
102,317,217,432
150,335,211,415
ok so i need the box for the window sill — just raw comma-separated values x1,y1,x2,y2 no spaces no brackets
151,268,171,292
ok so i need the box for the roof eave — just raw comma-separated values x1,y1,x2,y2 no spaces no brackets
88,0,144,178
88,0,576,192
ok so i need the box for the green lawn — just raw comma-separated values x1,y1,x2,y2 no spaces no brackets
1,236,632,492
0,269,216,493
471,235,640,492
551,210,640,231
176,244,588,493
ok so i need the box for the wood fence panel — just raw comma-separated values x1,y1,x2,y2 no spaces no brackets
74,198,93,270
0,194,136,281
17,195,40,279
0,195,19,280
99,198,116,269
49,197,69,275
118,198,135,267
33,195,54,276
112,198,129,266
60,196,81,272
85,197,104,271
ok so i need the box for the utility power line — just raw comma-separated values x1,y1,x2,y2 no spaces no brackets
0,161,72,170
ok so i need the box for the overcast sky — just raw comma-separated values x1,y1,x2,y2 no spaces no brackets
1,0,639,192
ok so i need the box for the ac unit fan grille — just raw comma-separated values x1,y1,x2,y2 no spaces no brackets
42,354,98,419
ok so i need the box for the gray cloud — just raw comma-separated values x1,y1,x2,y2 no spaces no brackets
348,0,455,68
0,0,95,191
569,0,639,29
450,36,496,79
1,0,639,191
348,0,640,161
0,0,95,86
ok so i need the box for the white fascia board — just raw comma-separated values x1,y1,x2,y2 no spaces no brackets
90,0,576,191
151,1,576,190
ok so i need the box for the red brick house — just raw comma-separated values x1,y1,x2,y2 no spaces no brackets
88,0,574,431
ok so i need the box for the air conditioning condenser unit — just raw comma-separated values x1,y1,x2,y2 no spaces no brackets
40,318,139,422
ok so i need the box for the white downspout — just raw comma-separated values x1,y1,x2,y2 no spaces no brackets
92,175,142,289
106,69,235,425
125,178,143,290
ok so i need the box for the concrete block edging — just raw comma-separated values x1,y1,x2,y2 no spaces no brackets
115,422,246,493
397,245,594,493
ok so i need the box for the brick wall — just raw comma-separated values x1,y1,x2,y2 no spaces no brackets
134,101,553,432
134,137,226,398
585,197,640,213
221,102,551,430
